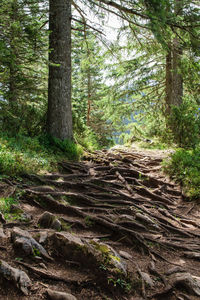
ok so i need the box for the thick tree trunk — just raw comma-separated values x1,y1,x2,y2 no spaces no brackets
47,0,73,140
165,0,183,115
165,43,183,114
171,36,183,107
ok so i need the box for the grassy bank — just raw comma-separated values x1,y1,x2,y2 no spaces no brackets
0,133,83,176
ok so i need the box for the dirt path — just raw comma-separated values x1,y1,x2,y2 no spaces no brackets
1,147,200,300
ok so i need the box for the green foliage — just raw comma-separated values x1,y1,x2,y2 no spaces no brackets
0,197,17,214
0,0,48,135
168,97,200,148
163,147,200,198
32,247,41,257
72,24,114,148
107,277,132,292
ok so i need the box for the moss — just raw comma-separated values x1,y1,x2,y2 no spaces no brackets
109,255,120,262
60,219,73,231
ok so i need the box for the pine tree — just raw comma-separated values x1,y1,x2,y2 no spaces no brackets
0,0,48,135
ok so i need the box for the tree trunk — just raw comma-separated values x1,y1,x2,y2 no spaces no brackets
47,0,73,140
165,0,183,115
165,46,173,115
171,36,183,107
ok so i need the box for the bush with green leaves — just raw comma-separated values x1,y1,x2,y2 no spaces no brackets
168,97,200,148
163,147,200,199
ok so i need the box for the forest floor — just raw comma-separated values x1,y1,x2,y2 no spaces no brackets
1,146,200,300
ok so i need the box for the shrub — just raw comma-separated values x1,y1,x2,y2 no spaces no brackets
163,147,200,199
168,97,200,148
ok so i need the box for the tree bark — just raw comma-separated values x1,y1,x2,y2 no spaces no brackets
171,36,183,107
47,0,73,140
165,0,183,115
165,46,173,115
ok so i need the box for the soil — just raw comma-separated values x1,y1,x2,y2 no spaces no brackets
0,146,200,300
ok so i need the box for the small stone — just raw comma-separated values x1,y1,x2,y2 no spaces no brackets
52,219,61,231
39,231,48,244
119,250,132,260
38,211,55,228
39,263,47,270
46,289,77,300
34,256,43,261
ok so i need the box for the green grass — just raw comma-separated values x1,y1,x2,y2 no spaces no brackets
0,133,83,176
0,197,17,214
163,147,200,199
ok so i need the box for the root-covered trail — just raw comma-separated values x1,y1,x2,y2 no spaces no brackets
1,147,200,300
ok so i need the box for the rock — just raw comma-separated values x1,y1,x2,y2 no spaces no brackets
46,289,77,300
38,211,55,228
52,219,61,231
48,232,84,259
38,211,61,231
0,260,31,295
119,250,132,260
0,212,6,224
39,231,48,244
39,263,47,270
48,232,127,275
11,227,52,261
170,272,200,296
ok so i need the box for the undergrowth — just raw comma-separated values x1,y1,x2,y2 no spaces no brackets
0,133,83,176
0,197,17,214
163,147,200,199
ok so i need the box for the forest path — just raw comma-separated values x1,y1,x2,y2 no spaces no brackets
1,147,200,300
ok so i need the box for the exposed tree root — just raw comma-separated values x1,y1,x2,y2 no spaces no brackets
2,147,199,300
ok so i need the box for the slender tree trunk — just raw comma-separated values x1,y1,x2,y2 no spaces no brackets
47,0,73,140
9,0,18,107
165,46,173,115
87,74,92,126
